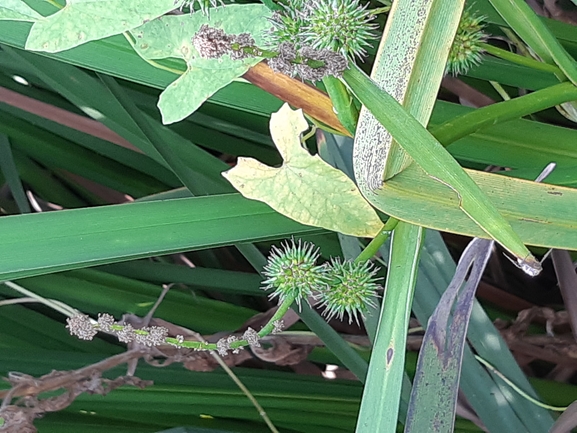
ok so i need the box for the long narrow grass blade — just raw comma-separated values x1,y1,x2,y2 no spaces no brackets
356,222,423,432
405,239,492,433
0,194,321,280
488,0,577,85
0,133,30,213
431,81,577,146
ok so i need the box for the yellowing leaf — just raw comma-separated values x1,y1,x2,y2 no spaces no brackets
25,0,180,53
223,104,383,237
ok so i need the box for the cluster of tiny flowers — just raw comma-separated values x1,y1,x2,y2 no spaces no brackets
191,24,346,81
192,25,256,60
66,314,98,340
268,42,348,81
268,0,378,61
66,313,265,357
446,8,487,76
262,239,381,324
272,320,284,334
66,313,173,347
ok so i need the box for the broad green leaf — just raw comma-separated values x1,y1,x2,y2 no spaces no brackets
223,104,383,238
374,163,577,250
129,5,271,124
25,0,180,53
0,0,42,21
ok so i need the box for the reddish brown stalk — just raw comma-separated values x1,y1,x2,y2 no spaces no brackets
0,86,139,152
243,62,351,137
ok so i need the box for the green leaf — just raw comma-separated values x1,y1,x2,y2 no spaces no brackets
223,104,383,238
129,4,272,124
487,0,577,85
357,222,423,432
0,0,42,22
0,134,31,213
344,64,541,274
406,239,492,433
373,163,577,251
25,0,180,53
0,193,321,281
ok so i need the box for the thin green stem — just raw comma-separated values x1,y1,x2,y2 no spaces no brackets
325,75,359,135
475,355,567,412
489,81,511,101
3,281,78,318
480,42,563,77
258,295,295,337
355,218,399,263
191,331,280,433
302,124,317,142
369,6,391,15
431,81,577,147
214,357,280,433
44,0,63,9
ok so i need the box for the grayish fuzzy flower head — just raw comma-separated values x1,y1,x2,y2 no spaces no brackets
192,25,233,59
66,314,97,340
96,313,115,332
116,323,136,343
192,25,256,60
243,327,261,347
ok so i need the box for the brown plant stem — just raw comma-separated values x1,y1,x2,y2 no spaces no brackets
243,62,351,137
0,348,145,401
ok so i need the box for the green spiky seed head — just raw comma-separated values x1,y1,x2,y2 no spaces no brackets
318,259,380,325
262,239,328,309
300,0,378,60
267,0,378,60
267,8,309,49
446,8,487,76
